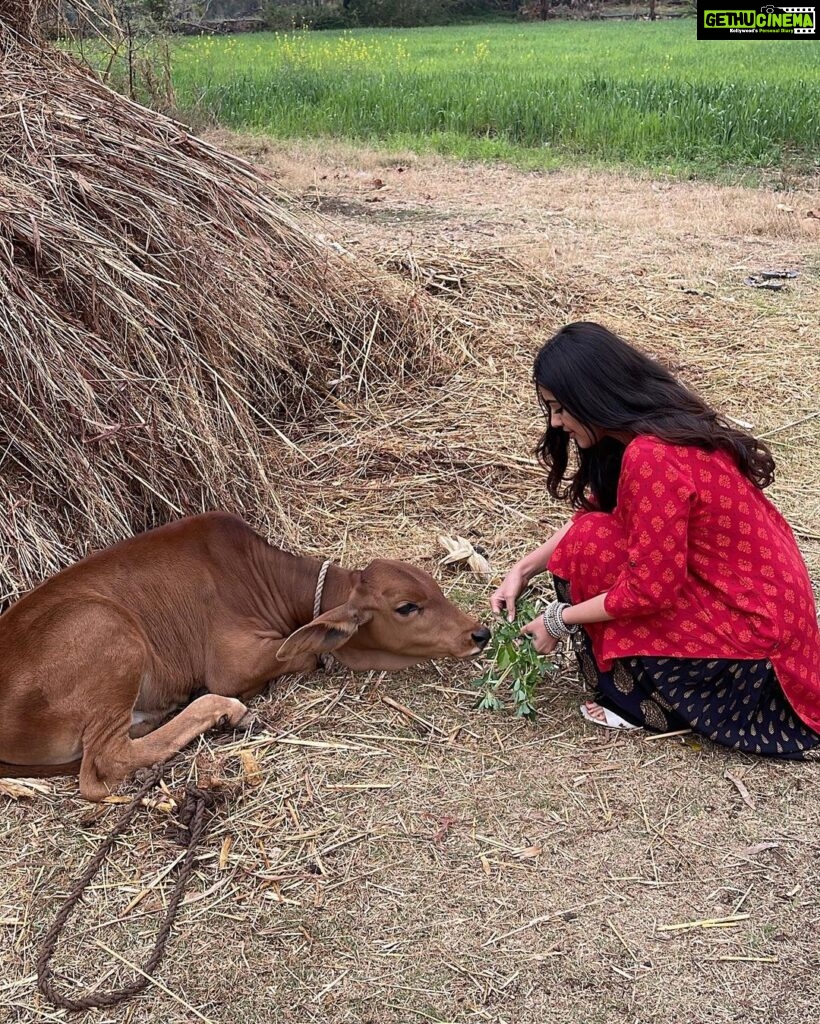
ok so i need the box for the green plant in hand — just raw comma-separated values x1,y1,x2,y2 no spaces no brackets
473,590,557,720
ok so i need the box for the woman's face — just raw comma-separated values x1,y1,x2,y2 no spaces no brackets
538,388,600,448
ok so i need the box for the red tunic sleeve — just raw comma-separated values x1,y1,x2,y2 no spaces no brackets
603,438,697,618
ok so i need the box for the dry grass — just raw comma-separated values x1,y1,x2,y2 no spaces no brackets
1,130,819,1024
0,25,464,604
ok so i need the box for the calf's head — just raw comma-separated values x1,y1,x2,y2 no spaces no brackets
277,559,490,671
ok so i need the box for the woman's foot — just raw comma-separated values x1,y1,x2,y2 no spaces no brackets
580,701,642,731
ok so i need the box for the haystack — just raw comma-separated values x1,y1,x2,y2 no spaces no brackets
0,8,457,604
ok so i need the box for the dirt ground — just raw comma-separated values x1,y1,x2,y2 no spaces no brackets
2,137,819,1024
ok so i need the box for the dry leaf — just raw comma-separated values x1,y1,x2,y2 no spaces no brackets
467,551,492,576
0,778,50,800
724,770,756,810
239,749,263,786
775,203,794,212
219,835,234,870
439,535,473,563
438,534,492,577
741,841,779,857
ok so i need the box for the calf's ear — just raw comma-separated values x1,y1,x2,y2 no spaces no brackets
276,603,373,661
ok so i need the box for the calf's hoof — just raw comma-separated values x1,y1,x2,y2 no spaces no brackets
215,710,256,732
237,710,267,736
212,697,250,732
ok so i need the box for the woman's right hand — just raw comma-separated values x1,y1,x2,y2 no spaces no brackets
489,525,571,622
490,566,529,621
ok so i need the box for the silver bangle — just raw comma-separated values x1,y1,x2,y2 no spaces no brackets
542,600,580,639
541,609,561,639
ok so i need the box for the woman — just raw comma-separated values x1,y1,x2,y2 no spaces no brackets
491,322,820,756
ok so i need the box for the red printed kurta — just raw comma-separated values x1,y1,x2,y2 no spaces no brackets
549,436,820,732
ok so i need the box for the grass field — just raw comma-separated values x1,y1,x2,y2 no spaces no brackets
167,21,820,177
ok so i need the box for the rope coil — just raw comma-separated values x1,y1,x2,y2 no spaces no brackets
37,767,215,1011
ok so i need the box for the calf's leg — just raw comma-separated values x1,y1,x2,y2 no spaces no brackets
80,694,249,801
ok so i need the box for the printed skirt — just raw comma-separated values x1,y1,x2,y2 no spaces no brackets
554,577,820,759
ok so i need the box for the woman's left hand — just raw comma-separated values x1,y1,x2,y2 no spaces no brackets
520,614,559,656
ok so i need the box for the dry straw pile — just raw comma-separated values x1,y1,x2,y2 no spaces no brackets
0,3,460,604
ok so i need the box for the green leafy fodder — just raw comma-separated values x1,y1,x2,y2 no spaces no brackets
473,590,557,720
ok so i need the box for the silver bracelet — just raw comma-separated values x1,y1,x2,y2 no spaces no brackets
542,600,580,639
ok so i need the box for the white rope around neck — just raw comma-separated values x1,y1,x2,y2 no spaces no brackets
313,559,332,619
313,559,334,673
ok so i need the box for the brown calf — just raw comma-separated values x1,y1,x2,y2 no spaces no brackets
0,512,490,800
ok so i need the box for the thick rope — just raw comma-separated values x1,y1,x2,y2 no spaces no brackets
37,766,215,1011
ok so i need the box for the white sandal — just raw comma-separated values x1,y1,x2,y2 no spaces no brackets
580,702,642,731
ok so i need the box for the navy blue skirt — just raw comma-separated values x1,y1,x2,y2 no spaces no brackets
554,577,820,759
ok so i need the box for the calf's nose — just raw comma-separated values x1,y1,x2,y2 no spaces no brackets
471,626,492,649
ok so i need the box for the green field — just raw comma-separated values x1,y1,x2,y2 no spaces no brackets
170,21,819,176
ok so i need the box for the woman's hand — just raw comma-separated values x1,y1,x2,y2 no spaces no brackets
489,526,573,621
490,566,529,621
519,614,559,656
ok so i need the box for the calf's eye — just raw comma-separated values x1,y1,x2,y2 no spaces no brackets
395,603,420,616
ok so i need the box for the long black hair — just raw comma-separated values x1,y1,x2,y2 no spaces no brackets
533,322,775,512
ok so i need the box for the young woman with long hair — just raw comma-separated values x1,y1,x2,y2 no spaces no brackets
491,322,820,755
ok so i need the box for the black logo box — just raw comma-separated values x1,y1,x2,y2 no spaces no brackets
697,3,819,39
